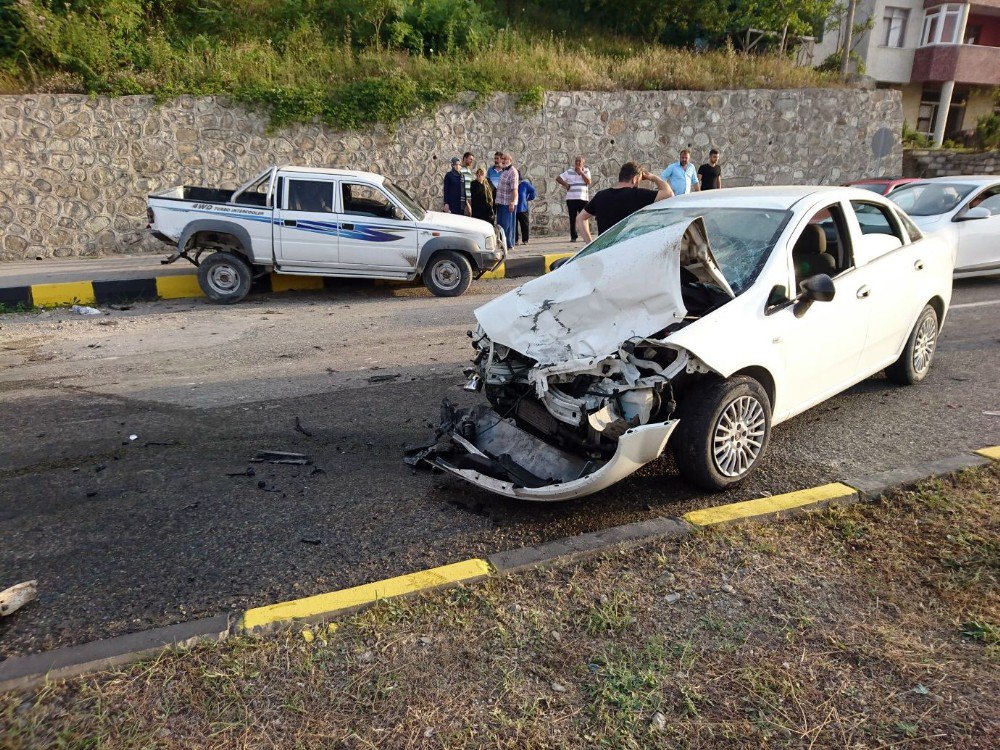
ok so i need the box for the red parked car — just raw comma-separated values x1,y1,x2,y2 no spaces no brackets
844,177,920,196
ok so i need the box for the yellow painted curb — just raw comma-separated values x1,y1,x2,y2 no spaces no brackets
31,281,95,307
270,274,324,293
683,482,858,527
155,275,203,299
242,558,493,631
543,252,574,272
480,262,506,280
976,445,1000,460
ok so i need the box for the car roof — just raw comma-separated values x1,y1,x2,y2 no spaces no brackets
903,175,1000,187
275,165,387,182
653,185,875,211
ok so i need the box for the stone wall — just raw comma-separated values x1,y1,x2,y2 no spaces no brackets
903,149,1000,178
0,90,902,261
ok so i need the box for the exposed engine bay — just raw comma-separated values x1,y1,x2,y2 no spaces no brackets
406,218,735,500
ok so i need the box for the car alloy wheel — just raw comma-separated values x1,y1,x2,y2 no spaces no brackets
712,395,767,478
912,314,937,375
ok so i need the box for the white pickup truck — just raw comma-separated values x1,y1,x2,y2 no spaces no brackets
147,166,505,302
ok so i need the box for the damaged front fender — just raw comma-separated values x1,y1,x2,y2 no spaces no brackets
407,403,678,501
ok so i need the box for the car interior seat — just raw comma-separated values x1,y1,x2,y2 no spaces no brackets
793,224,837,282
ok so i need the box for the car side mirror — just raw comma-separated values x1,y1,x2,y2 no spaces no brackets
765,284,791,314
793,274,835,318
955,206,990,222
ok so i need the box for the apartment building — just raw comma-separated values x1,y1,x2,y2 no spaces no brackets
813,1,1000,146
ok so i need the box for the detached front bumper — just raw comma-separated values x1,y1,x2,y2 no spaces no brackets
407,404,677,501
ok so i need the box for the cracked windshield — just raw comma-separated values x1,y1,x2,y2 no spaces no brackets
573,208,791,294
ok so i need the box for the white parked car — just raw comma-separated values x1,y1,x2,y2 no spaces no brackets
147,166,505,301
887,176,1000,279
409,187,953,500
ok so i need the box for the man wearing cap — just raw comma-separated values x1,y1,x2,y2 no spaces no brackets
442,157,465,214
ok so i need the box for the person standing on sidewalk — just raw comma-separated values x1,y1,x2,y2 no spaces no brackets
470,167,495,224
661,148,699,196
555,155,592,242
495,153,519,250
486,151,504,192
515,172,537,246
459,151,476,215
698,149,723,191
442,157,465,214
576,161,673,243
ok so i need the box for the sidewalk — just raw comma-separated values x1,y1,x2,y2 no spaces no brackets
0,236,577,307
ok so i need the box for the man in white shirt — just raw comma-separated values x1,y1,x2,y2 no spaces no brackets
555,155,593,241
661,148,699,196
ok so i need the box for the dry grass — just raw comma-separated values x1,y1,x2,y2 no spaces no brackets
2,465,998,749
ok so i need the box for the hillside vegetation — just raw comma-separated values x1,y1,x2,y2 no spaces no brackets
0,1,844,129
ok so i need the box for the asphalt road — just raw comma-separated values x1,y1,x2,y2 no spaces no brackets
1,277,998,658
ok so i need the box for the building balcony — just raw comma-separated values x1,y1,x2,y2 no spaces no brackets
911,42,1000,84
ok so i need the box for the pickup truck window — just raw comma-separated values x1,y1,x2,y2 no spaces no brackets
288,180,334,213
234,174,271,207
342,183,402,220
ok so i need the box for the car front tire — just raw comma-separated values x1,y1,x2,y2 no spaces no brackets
885,304,938,386
673,375,772,492
423,251,472,297
197,252,253,304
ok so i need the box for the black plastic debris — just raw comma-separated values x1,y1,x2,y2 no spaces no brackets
294,417,313,437
249,450,312,465
225,468,256,477
367,373,401,383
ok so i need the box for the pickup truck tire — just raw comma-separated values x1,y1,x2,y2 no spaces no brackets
198,252,253,304
423,251,472,297
672,375,772,492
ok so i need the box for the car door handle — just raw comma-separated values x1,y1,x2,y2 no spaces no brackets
856,285,871,299
914,259,924,271
342,223,355,231
283,219,297,227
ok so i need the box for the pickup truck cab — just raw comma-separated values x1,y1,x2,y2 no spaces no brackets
147,166,505,302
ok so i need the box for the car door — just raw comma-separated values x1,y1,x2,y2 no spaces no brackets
954,184,1000,274
336,182,419,271
274,177,341,268
844,199,919,372
771,201,871,413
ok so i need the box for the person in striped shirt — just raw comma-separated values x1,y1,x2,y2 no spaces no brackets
459,152,475,216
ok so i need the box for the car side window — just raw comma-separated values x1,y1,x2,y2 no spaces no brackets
849,201,906,243
792,205,852,288
341,183,401,220
287,180,334,213
967,186,1000,215
896,210,923,242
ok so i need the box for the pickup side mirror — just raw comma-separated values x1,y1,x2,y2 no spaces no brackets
955,206,990,222
793,274,835,318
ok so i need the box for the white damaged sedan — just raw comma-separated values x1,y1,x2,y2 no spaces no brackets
408,187,954,499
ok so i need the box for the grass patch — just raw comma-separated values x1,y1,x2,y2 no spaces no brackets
4,464,997,747
2,1,844,130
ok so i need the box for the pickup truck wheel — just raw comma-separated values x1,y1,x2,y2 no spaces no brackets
423,251,472,297
672,375,772,492
198,252,252,304
885,304,938,386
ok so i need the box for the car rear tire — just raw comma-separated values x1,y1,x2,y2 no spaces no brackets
672,375,772,492
423,251,472,297
885,304,938,386
197,252,253,304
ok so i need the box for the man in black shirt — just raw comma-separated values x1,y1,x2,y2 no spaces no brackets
697,149,722,191
576,161,673,242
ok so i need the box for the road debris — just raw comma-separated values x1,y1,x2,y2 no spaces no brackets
294,417,313,437
225,468,256,477
367,373,401,383
71,305,102,316
1,580,38,617
300,536,322,545
250,450,312,465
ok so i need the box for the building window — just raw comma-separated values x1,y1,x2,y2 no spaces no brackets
917,90,939,135
964,24,981,45
921,4,964,46
882,7,909,47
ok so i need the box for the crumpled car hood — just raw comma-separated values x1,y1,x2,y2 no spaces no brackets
474,217,733,365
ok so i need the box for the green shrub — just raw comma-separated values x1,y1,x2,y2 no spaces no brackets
902,121,931,149
974,113,1000,150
